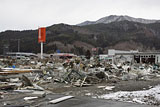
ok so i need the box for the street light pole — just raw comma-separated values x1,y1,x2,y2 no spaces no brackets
41,42,43,59
11,39,20,52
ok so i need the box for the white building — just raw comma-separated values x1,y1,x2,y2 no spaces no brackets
100,49,160,64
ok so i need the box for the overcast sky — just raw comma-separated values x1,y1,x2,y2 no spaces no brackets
0,0,160,32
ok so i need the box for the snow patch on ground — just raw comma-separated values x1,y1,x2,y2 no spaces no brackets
104,86,115,90
85,93,92,96
100,85,160,105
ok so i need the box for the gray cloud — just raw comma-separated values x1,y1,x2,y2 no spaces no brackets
0,0,160,32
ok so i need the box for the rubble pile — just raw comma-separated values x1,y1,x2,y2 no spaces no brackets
1,56,160,87
1,55,160,106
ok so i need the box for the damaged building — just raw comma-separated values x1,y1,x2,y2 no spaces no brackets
100,49,160,64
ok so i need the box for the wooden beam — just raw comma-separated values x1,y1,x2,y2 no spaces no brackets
49,96,74,104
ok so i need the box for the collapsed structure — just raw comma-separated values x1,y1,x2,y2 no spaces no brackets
1,49,160,106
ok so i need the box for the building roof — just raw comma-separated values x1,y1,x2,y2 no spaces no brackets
115,52,160,55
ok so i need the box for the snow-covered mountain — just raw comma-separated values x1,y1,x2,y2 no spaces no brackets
78,15,160,26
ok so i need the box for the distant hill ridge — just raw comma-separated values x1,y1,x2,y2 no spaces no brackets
1,15,160,55
78,15,160,26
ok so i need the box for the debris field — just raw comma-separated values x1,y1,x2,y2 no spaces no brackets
1,55,160,106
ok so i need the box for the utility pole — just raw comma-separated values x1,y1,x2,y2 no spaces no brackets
18,39,20,52
11,39,20,52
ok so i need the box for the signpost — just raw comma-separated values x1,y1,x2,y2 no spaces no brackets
38,27,46,59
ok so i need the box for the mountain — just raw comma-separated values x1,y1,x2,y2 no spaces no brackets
78,15,160,26
1,18,160,55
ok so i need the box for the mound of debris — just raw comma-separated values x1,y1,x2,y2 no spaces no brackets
1,55,160,106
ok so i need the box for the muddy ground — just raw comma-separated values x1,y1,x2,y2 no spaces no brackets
40,78,160,98
1,79,160,107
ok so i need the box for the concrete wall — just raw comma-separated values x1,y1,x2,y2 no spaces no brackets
114,55,133,63
108,49,138,56
99,55,108,60
155,55,160,64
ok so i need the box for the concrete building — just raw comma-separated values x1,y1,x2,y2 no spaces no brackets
100,49,160,64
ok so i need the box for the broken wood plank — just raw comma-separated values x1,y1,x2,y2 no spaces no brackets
49,96,74,104
21,75,33,86
24,96,38,100
0,72,18,75
80,76,87,87
33,84,44,91
0,84,16,90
